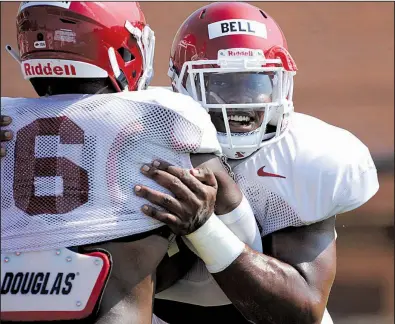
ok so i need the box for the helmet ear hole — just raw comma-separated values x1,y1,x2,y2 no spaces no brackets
117,47,135,63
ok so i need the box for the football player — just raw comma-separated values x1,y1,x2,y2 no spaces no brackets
1,2,261,323
136,2,380,324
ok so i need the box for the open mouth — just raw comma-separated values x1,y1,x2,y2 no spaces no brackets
210,111,263,133
226,113,256,132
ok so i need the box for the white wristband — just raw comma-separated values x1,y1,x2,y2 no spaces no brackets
185,214,245,273
218,195,263,253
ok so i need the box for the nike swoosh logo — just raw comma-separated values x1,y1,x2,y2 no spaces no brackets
257,166,286,179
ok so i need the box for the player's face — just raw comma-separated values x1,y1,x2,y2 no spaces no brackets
206,72,273,133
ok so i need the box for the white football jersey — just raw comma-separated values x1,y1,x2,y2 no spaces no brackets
1,88,221,253
156,112,379,322
233,112,379,236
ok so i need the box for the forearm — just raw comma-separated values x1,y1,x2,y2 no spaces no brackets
93,235,169,324
185,217,324,324
97,273,156,324
212,246,322,324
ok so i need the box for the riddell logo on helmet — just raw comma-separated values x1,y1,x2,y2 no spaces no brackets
227,49,254,57
23,62,76,77
219,48,263,59
21,59,109,79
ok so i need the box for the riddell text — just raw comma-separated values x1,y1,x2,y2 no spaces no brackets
24,63,77,76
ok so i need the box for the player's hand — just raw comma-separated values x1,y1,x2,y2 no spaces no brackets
1,115,13,158
134,160,218,236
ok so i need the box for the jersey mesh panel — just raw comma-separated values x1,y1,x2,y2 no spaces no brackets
1,94,204,252
235,173,304,236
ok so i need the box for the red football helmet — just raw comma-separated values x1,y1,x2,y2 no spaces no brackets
168,2,297,159
6,2,155,92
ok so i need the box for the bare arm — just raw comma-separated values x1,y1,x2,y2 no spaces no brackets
185,161,336,323
87,235,169,324
212,217,336,324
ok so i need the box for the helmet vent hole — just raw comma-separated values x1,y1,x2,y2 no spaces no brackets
199,9,206,19
259,10,268,19
60,18,76,24
117,47,135,63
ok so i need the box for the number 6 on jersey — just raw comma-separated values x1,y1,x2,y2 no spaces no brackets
13,116,89,215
